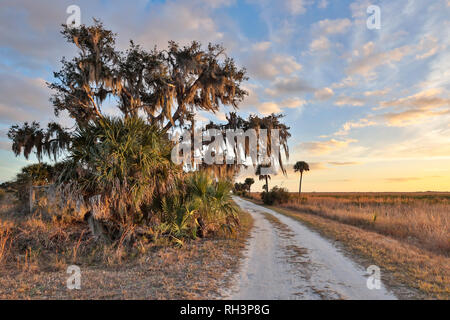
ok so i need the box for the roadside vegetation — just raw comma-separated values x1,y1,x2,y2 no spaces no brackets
0,189,253,298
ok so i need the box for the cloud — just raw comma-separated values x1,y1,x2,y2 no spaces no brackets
215,111,228,121
283,0,310,15
1,0,238,70
384,177,422,182
379,88,449,110
346,42,414,77
299,138,357,155
313,18,352,35
334,118,377,135
240,83,305,115
251,41,272,51
366,121,450,160
309,36,331,52
415,36,440,60
201,0,236,9
241,93,306,115
240,84,260,107
364,89,391,97
244,51,302,80
346,33,445,79
0,70,51,124
329,179,352,182
335,96,365,107
280,98,307,109
256,102,282,115
252,98,306,115
377,88,450,126
314,87,334,100
308,18,351,53
308,162,328,170
317,0,328,9
328,161,360,166
248,0,313,17
331,76,356,89
0,0,71,70
383,108,450,127
265,76,313,96
135,0,228,49
349,0,373,19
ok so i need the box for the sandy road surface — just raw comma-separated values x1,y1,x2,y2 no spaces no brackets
223,197,396,300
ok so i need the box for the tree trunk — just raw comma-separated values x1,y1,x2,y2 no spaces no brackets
29,186,35,214
299,172,303,195
84,212,109,243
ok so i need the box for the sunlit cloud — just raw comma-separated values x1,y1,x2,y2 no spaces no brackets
334,117,377,136
379,88,449,110
328,161,361,166
384,177,422,182
346,42,414,77
309,36,331,52
299,138,358,155
364,89,391,97
314,87,334,100
335,96,365,107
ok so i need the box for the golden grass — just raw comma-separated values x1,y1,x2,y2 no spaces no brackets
0,221,12,265
0,194,253,299
246,193,450,299
250,192,449,255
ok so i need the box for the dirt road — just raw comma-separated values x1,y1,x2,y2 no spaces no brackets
223,197,396,300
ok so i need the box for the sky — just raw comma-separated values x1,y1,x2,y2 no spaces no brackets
0,0,449,192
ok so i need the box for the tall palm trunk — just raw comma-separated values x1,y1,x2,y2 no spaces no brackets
299,172,303,194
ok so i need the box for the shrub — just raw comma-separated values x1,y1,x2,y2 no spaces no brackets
261,186,290,205
187,172,239,236
156,171,239,243
58,116,181,225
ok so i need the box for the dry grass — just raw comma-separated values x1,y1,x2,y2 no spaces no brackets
0,221,13,265
246,193,450,299
0,193,253,299
250,192,450,255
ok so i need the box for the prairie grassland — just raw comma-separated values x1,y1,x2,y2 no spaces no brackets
247,192,449,299
251,192,449,255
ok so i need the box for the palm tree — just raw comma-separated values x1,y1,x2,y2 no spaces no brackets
186,171,238,236
59,116,181,224
293,161,310,195
244,178,254,192
255,164,271,193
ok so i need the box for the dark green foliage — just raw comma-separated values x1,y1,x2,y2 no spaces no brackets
58,116,181,224
7,122,71,162
261,186,290,205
